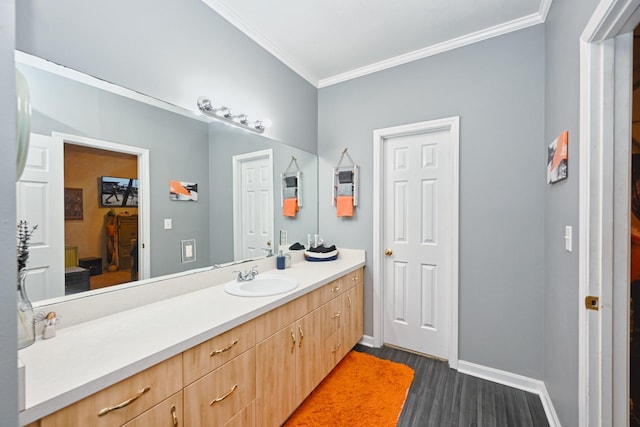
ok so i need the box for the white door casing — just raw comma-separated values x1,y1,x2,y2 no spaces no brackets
233,149,274,260
52,133,151,282
373,117,459,367
579,1,640,425
17,134,65,301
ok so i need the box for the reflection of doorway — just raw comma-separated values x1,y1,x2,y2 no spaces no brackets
232,149,274,261
58,133,150,288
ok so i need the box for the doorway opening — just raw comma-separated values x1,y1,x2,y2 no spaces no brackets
57,132,151,295
64,143,139,291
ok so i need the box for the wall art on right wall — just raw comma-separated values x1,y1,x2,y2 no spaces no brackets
547,130,568,184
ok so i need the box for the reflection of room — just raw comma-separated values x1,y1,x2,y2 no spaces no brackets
63,144,138,293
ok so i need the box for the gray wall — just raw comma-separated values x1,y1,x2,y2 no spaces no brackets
0,0,18,425
17,63,211,279
318,25,546,379
15,0,318,154
208,124,318,265
543,0,600,425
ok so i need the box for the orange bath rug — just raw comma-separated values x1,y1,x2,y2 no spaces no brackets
284,351,415,427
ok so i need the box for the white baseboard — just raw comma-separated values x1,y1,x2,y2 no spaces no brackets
358,334,375,347
457,360,561,427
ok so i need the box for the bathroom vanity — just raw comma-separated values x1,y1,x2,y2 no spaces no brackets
19,249,365,427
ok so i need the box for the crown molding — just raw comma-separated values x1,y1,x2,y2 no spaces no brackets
318,6,550,87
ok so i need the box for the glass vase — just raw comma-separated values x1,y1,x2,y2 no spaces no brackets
17,269,35,349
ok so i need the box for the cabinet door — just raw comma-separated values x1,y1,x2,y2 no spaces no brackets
122,391,182,427
341,281,364,359
183,349,255,427
295,307,324,402
256,326,297,427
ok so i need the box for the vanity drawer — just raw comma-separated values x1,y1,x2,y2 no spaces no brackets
122,391,182,427
183,319,255,385
40,354,182,427
183,348,256,427
255,295,307,342
317,268,363,306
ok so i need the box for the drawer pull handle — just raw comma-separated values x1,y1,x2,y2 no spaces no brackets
98,386,151,416
210,339,238,357
298,325,304,348
331,311,341,319
331,285,341,292
331,344,342,354
290,330,296,352
171,404,179,426
210,384,238,406
352,276,359,281
347,295,352,309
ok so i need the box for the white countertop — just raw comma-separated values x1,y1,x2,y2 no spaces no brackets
18,249,365,425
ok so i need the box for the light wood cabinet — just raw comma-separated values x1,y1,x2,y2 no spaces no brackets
183,320,255,386
31,267,364,427
122,391,182,427
256,267,365,426
183,348,255,427
40,354,182,427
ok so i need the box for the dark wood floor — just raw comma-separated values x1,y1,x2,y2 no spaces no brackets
354,345,550,427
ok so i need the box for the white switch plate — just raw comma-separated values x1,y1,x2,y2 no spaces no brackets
564,226,572,252
164,218,172,230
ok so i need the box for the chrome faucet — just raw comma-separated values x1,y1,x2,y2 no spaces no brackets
233,266,259,282
262,247,273,257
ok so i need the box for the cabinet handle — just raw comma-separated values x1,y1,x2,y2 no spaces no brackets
331,285,341,293
331,344,342,354
331,311,341,320
171,404,178,426
210,339,238,357
298,325,304,348
210,384,238,406
290,330,296,352
352,276,359,281
98,386,151,416
347,295,352,309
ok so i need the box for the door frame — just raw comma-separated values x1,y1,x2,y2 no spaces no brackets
232,149,274,261
53,132,151,281
372,117,460,369
579,1,640,425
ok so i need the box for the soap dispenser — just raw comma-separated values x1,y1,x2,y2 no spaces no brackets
277,250,285,270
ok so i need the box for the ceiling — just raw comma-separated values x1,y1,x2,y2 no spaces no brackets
202,0,551,88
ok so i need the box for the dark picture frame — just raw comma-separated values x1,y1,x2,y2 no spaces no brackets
64,188,83,220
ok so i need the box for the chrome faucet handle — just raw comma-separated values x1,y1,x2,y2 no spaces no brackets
232,270,244,281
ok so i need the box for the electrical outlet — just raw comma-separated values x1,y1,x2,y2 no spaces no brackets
181,239,196,263
280,230,288,246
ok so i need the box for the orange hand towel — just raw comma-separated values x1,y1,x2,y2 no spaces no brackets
283,198,298,217
336,196,354,217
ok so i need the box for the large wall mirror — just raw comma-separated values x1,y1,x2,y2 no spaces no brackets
16,52,319,305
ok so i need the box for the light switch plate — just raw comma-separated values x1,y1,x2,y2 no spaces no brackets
564,226,572,252
164,218,172,230
181,239,196,263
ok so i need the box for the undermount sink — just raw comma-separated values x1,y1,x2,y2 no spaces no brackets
224,274,298,297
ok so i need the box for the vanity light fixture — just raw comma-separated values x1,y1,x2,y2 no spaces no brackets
197,96,270,134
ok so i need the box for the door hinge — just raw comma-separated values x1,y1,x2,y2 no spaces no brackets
585,296,599,311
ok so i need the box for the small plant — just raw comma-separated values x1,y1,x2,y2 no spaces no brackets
17,221,37,272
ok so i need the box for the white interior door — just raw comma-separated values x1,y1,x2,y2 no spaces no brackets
382,126,454,359
16,134,65,301
233,150,274,260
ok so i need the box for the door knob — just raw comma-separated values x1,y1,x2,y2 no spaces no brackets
384,248,393,256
